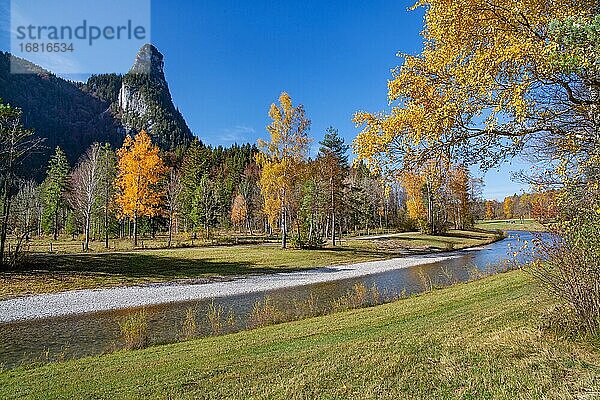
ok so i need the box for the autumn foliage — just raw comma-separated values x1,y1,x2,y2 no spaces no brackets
257,92,311,248
231,194,248,231
115,130,167,246
401,172,426,223
353,0,596,186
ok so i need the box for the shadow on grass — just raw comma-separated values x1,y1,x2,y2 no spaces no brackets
442,231,499,240
332,243,438,257
6,230,498,281
10,253,305,280
8,245,395,280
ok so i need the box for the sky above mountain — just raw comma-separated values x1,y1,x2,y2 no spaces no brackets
0,0,530,200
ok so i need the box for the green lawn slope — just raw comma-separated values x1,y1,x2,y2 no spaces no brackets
2,270,599,399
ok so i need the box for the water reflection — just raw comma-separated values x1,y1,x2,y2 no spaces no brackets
0,231,537,369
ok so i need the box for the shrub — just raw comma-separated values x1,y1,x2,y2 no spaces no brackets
541,304,588,339
247,296,284,329
180,307,197,340
289,233,326,249
331,283,370,312
206,301,224,335
206,302,236,335
415,268,432,291
290,294,321,320
370,284,381,305
119,310,149,350
440,266,456,284
530,212,600,335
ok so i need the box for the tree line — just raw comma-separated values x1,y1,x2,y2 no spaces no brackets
0,91,486,263
484,192,558,222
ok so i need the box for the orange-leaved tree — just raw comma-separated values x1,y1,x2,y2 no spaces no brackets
503,196,514,220
485,201,496,220
231,193,248,232
116,130,167,246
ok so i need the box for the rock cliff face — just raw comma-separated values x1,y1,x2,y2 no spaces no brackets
128,43,167,78
0,44,195,177
119,43,162,113
117,44,193,149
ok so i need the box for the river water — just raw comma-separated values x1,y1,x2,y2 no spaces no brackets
0,231,536,369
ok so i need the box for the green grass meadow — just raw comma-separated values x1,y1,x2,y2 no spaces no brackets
2,271,599,399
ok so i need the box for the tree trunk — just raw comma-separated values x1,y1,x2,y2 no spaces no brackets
330,176,336,246
168,212,173,248
133,214,138,247
281,205,287,249
37,206,42,237
0,185,11,267
426,182,434,234
84,212,91,251
53,207,59,241
104,194,109,248
296,217,301,245
331,211,336,247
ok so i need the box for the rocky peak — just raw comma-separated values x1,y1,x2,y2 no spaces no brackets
117,44,194,149
128,43,165,82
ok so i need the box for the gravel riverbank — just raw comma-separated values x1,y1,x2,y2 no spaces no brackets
0,252,459,322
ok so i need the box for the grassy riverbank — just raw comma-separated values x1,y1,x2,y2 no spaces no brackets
0,230,499,300
475,219,546,232
1,270,598,399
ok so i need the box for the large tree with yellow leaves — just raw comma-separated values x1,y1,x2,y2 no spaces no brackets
354,0,600,332
354,0,597,173
257,92,311,249
116,130,167,246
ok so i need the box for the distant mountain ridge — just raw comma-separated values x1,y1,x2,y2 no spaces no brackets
0,44,195,177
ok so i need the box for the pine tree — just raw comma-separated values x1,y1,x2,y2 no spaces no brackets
98,144,117,248
319,127,349,168
42,147,70,240
318,127,349,246
191,175,219,240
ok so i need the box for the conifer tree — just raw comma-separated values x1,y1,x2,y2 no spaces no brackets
318,127,349,246
42,147,70,240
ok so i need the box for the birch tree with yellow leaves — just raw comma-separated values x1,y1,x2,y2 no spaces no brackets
116,130,167,247
400,171,426,227
353,0,600,332
257,92,311,249
353,0,598,229
354,0,597,173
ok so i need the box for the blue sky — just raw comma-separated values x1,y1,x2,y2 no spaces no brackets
0,0,529,200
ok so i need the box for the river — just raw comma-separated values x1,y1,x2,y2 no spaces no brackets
0,230,536,369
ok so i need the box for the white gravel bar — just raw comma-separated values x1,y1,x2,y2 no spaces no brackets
0,253,458,323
